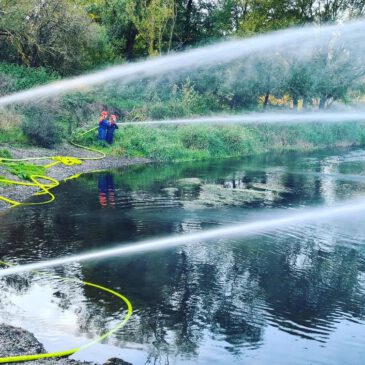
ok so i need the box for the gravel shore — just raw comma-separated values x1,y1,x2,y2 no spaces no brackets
0,143,150,211
0,324,132,365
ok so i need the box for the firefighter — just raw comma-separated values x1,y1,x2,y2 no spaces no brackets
106,114,119,144
98,111,110,141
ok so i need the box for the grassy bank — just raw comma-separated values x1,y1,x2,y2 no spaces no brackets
77,122,365,162
1,62,365,164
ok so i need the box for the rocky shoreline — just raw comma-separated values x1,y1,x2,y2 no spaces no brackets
0,324,132,365
0,143,150,211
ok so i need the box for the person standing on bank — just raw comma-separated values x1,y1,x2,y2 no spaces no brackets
98,111,110,141
106,114,118,144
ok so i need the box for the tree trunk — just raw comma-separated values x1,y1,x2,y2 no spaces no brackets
293,96,298,110
303,97,309,109
263,91,270,109
230,94,243,109
319,96,326,109
184,0,193,43
125,25,138,60
168,3,177,52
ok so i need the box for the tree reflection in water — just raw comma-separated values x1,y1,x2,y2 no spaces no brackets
0,148,365,364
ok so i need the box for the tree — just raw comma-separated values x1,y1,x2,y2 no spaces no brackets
0,0,110,75
80,0,139,60
125,0,176,56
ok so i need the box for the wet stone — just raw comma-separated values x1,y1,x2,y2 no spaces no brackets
103,358,133,365
0,324,45,357
0,324,132,365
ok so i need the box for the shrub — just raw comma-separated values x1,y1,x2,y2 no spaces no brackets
22,106,62,148
0,148,11,158
0,63,59,92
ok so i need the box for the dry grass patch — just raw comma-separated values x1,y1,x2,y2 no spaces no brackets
0,110,22,131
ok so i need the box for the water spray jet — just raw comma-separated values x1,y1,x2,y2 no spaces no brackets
0,19,364,107
118,111,365,127
2,199,365,277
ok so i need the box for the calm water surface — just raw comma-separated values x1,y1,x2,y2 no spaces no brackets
1,148,365,364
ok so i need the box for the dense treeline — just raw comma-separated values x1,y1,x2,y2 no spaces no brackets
1,0,365,73
1,1,365,107
1,0,365,153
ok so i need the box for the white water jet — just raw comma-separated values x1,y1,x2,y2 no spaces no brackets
0,19,364,107
1,199,365,277
118,111,365,127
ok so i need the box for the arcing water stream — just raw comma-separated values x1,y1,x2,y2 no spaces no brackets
1,16,365,365
118,111,365,126
2,149,365,364
0,14,364,291
1,198,365,277
0,19,364,107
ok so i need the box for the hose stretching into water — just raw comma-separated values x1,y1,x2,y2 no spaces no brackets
0,261,132,363
0,126,104,207
0,127,133,362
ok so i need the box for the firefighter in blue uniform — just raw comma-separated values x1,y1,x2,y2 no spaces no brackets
98,111,110,141
106,114,118,144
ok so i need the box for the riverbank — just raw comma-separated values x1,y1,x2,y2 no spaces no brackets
0,324,132,365
105,121,365,162
2,117,365,210
0,143,149,211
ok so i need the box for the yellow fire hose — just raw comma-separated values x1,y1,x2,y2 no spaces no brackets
0,126,105,207
0,261,133,363
0,126,133,363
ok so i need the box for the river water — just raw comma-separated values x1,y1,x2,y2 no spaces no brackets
1,148,365,365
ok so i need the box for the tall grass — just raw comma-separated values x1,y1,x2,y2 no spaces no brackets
84,122,365,162
1,62,365,159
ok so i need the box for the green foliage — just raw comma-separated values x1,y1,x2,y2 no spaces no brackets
125,0,175,55
1,0,365,70
0,148,11,158
0,62,59,92
5,162,46,181
22,106,62,148
0,0,365,158
76,122,365,163
0,62,60,92
0,0,111,75
0,127,28,145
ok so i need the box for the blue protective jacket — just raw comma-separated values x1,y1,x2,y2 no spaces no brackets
106,123,119,144
98,119,109,140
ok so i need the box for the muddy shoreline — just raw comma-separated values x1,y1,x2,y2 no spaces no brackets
0,143,150,211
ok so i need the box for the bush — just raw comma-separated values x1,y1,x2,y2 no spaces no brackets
0,148,11,158
0,63,59,92
22,107,62,148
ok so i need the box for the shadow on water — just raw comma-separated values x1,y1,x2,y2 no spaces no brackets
1,147,365,364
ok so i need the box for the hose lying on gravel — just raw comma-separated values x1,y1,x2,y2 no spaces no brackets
0,126,105,208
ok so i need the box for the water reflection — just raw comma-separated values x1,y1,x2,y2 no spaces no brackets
1,148,365,364
98,174,116,207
